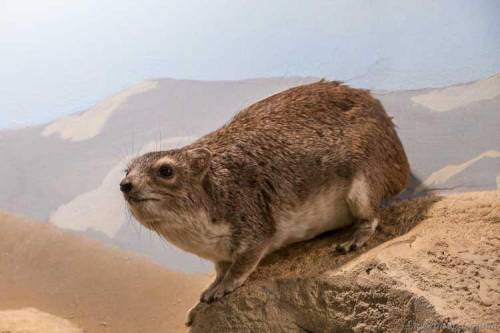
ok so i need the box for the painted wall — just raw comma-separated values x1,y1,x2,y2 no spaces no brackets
1,0,499,128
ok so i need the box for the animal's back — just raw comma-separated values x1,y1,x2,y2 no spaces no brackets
196,80,410,202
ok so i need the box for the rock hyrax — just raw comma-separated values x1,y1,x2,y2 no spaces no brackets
120,80,410,303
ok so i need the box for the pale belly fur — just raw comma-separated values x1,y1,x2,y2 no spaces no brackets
150,185,352,262
272,185,353,251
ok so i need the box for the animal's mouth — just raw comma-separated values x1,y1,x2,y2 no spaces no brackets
124,194,161,204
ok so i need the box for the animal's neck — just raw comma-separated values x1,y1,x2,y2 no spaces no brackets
202,166,230,220
154,207,232,262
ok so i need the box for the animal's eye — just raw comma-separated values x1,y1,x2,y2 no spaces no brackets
158,164,174,178
124,168,130,175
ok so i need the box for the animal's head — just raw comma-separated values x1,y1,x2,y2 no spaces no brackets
120,147,212,227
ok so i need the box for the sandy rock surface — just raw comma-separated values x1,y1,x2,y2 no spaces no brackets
189,191,500,333
0,308,83,333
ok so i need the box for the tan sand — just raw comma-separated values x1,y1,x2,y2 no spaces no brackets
0,308,84,333
0,211,210,333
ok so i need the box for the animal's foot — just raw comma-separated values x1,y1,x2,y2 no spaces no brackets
335,240,359,253
200,284,217,303
336,218,378,254
335,233,370,254
200,279,241,303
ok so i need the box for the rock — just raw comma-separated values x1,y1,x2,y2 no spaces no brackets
0,308,84,333
189,191,500,332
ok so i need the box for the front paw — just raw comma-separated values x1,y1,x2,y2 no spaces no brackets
200,280,239,303
200,285,217,303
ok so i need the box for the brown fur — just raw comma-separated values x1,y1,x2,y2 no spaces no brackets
121,81,410,308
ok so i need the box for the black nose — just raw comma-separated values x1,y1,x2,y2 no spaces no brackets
120,180,133,193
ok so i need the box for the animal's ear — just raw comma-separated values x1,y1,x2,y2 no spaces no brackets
185,148,212,178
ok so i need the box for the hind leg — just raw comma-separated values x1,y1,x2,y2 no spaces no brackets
336,173,379,253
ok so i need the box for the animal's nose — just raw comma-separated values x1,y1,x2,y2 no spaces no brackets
120,179,133,193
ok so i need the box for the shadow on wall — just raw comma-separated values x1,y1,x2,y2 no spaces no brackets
399,172,425,199
383,171,429,206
